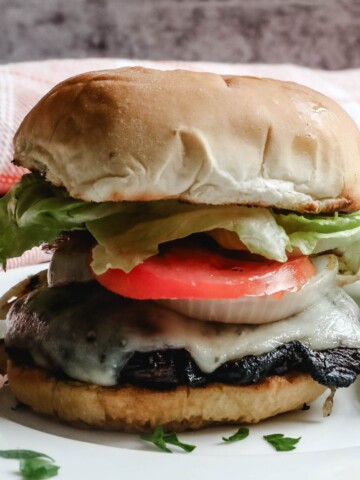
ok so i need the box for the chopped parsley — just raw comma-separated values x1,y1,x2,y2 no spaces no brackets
222,427,250,443
20,457,60,479
0,449,59,479
263,434,301,452
141,425,196,453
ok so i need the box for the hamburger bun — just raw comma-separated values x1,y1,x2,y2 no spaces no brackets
13,67,360,213
7,361,325,432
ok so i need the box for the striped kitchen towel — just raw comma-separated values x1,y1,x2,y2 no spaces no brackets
1,58,360,268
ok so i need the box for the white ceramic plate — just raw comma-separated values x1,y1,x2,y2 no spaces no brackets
1,265,360,480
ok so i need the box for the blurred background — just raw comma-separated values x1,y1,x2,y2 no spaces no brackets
1,0,359,70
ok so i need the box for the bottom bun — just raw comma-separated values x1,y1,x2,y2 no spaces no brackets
7,361,326,432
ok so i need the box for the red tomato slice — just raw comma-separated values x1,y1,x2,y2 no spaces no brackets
94,243,316,300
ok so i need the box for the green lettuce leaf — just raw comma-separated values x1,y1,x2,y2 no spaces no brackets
2,174,360,275
0,174,121,267
0,174,288,272
88,201,289,273
274,211,360,273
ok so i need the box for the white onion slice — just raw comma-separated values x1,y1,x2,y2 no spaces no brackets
157,255,338,324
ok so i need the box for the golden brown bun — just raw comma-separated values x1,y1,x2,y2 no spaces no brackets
14,67,360,213
7,361,326,432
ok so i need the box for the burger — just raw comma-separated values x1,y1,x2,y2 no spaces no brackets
2,67,360,432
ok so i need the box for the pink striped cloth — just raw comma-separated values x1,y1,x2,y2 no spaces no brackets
1,59,360,269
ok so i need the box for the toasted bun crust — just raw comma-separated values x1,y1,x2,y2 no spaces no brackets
14,67,360,213
7,361,326,432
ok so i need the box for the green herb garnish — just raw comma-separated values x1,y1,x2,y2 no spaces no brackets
20,457,60,479
222,427,250,443
0,450,54,461
263,433,301,452
141,425,196,453
0,449,59,479
162,432,196,453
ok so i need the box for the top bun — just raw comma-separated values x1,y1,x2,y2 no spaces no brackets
14,67,360,213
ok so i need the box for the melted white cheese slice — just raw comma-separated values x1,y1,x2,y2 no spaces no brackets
126,287,360,375
7,285,360,386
